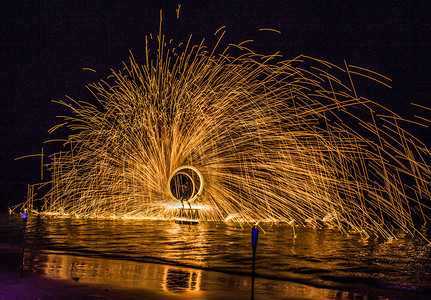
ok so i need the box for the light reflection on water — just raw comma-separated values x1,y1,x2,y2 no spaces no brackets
2,213,431,298
26,252,205,295
23,251,352,299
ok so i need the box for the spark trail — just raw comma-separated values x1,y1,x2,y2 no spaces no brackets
36,28,431,240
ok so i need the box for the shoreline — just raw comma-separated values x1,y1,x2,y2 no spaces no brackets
1,217,430,299
1,249,349,300
1,243,429,299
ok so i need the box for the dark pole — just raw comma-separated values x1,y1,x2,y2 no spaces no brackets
20,209,28,277
251,224,259,300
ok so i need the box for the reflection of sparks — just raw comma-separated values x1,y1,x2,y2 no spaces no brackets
36,23,431,240
162,267,202,293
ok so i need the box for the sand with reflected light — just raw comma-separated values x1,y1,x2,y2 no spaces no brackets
23,251,364,299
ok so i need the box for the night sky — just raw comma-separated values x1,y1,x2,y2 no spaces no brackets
1,1,430,208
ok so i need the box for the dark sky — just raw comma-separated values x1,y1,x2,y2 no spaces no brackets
1,1,430,208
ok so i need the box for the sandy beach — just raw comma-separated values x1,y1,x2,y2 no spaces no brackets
0,246,349,300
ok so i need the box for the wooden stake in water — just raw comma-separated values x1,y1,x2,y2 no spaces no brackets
251,224,259,300
20,209,28,277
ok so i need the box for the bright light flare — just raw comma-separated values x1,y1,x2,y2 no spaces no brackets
28,26,431,241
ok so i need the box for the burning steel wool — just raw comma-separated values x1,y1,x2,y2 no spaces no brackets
25,26,431,240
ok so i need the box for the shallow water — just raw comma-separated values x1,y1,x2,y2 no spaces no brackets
2,212,431,298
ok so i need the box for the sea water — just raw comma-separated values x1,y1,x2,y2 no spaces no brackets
1,212,430,298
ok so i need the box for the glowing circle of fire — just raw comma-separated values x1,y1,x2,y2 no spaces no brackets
168,166,204,203
25,23,431,240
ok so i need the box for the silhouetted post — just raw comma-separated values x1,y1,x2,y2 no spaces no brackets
251,224,259,300
20,209,28,277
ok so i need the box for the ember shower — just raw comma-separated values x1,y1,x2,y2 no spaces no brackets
38,29,431,240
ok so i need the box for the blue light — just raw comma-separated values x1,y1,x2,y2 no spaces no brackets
22,212,28,220
251,226,259,247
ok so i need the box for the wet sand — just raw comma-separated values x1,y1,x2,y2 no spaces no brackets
0,247,347,300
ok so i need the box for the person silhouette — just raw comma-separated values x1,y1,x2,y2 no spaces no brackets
181,180,192,209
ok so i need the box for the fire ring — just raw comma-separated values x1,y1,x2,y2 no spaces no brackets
167,166,204,203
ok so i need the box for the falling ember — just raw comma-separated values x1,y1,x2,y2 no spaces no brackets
29,25,431,240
